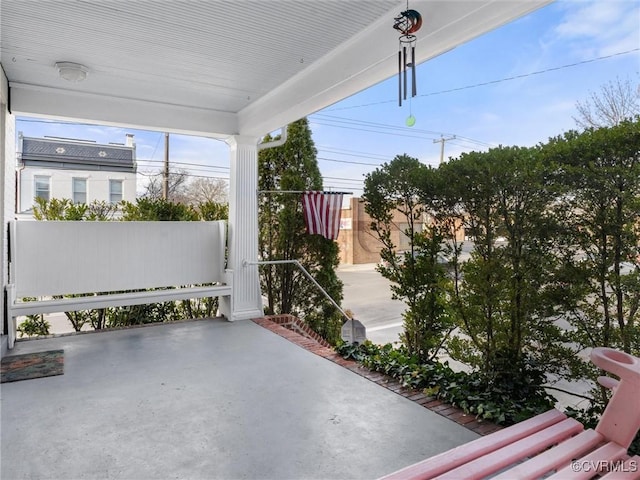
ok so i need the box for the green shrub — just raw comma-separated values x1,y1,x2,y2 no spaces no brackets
17,314,51,338
336,341,555,426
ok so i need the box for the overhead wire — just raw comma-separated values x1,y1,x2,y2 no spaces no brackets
316,145,391,160
313,113,449,136
138,158,230,171
311,115,494,148
310,119,434,141
137,170,229,181
325,48,640,112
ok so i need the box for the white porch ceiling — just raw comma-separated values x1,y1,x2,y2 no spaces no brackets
1,0,551,139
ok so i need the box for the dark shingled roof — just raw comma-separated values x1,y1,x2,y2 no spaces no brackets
21,137,136,172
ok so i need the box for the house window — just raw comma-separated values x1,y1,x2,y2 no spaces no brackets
109,179,123,204
34,176,50,202
72,178,87,204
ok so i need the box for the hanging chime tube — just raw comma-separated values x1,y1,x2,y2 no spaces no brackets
398,49,402,107
403,45,407,100
411,45,417,97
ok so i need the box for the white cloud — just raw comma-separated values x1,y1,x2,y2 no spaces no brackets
556,2,622,37
553,1,639,58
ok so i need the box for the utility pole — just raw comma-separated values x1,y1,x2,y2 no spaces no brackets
433,135,456,164
162,132,169,200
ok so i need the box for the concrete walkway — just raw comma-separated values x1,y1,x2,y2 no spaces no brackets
2,318,478,480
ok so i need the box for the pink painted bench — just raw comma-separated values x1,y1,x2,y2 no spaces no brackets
381,347,640,479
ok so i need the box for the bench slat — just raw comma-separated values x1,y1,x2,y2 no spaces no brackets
434,418,584,480
9,285,231,317
491,429,603,480
380,409,567,480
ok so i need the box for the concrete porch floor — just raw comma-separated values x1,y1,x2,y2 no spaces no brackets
1,318,478,480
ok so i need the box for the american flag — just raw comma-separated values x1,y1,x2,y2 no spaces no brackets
301,192,344,240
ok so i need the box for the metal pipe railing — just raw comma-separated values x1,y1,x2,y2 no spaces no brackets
243,259,350,321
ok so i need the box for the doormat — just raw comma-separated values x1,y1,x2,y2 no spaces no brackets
1,349,64,383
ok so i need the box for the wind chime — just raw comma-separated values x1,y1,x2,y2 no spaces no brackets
393,6,422,126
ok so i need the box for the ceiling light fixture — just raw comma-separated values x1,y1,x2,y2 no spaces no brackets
55,62,89,82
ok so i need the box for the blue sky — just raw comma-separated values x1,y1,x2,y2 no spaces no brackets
15,0,640,197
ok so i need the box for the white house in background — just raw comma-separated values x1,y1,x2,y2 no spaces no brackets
17,133,137,214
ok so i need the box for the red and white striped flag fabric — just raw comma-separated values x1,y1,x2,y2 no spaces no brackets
301,192,344,240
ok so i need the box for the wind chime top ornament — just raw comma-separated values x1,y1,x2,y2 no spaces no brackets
393,8,422,36
393,8,422,126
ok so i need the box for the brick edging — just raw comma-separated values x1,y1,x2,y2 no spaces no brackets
257,314,332,348
253,316,503,436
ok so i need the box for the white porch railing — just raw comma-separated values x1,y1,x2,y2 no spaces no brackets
6,220,231,348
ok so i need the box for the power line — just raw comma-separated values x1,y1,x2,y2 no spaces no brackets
317,156,382,167
314,113,450,136
452,135,495,148
311,120,440,140
311,117,493,148
138,158,230,171
449,140,489,151
316,145,391,160
323,176,365,183
138,170,229,181
140,170,363,187
311,120,440,141
149,132,163,164
325,48,640,112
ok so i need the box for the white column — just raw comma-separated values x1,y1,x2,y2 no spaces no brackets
1,66,16,351
220,135,263,321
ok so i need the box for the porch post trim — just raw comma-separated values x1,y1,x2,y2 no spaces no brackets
222,135,263,321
